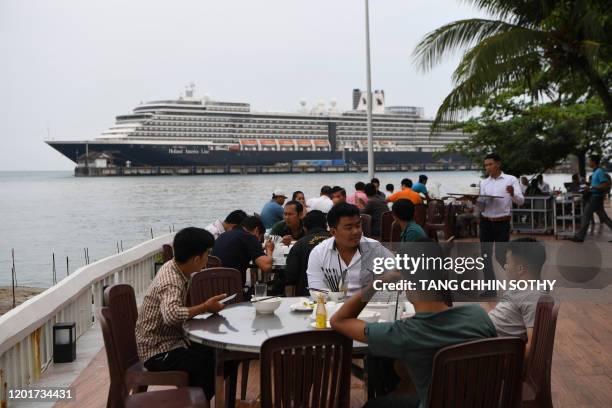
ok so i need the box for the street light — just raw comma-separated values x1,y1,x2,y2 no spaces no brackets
365,0,375,180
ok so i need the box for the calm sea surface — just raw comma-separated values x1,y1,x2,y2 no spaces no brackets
0,170,572,287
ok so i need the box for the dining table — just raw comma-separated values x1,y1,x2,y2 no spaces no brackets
183,296,369,408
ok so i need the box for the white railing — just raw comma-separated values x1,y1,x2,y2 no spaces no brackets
0,234,174,407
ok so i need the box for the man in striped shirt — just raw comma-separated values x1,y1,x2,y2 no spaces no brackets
135,227,229,401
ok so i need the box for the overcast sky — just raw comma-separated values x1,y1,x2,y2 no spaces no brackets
0,0,486,171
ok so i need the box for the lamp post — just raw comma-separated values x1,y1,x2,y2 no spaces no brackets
365,0,375,180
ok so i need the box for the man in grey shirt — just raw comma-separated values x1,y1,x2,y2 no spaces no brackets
488,238,546,358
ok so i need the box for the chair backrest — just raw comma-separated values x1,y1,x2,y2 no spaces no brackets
162,244,174,263
189,267,243,306
429,337,525,408
206,255,222,269
379,211,394,242
426,199,446,224
414,204,427,227
390,221,402,242
524,295,560,405
360,214,372,238
104,284,140,372
260,331,353,408
99,306,129,406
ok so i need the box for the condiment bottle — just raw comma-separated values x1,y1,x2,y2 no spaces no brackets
315,294,327,329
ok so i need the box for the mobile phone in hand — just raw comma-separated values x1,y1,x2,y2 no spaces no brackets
219,293,237,304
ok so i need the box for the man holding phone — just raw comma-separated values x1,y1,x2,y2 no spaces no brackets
135,227,236,402
476,153,524,296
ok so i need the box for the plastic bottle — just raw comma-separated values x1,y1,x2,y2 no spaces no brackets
315,294,327,329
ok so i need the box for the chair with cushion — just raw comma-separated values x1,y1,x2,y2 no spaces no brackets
522,295,560,408
162,244,174,263
360,214,373,238
429,337,525,408
189,267,249,401
260,331,353,408
99,306,206,408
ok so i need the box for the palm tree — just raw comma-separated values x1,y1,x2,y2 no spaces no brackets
413,0,612,125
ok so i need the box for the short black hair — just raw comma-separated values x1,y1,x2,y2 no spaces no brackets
224,210,247,225
589,154,601,165
385,183,394,192
484,153,501,162
173,227,215,263
292,191,304,201
327,202,360,228
240,215,265,234
303,210,327,230
391,199,415,222
401,178,413,188
507,237,546,279
536,174,543,181
331,186,346,197
320,185,332,196
355,181,366,191
284,200,304,214
371,178,380,185
418,174,428,183
364,183,377,197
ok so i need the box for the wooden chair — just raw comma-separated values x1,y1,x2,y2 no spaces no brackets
425,201,455,242
189,267,250,401
429,337,525,408
124,388,208,408
390,221,402,242
162,244,174,263
522,295,560,408
413,203,427,228
360,213,373,238
380,211,394,242
99,305,206,408
206,255,222,269
260,331,353,408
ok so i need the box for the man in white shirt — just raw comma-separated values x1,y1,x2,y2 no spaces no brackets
536,174,551,194
306,202,393,296
306,185,334,213
205,210,247,239
476,153,524,296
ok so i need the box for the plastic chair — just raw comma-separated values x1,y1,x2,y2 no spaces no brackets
99,305,204,408
429,337,525,408
379,211,394,242
162,244,174,263
522,295,560,408
360,214,373,238
260,331,353,408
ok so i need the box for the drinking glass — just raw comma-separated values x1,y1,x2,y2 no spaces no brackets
254,282,267,298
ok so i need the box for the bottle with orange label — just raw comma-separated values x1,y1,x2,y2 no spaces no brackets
315,294,327,329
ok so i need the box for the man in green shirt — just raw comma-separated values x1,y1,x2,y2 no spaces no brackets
331,240,497,408
392,199,426,242
270,200,306,245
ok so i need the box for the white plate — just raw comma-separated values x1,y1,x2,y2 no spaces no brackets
310,321,331,329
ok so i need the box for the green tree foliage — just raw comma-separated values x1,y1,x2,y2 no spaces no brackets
414,0,612,124
444,91,610,176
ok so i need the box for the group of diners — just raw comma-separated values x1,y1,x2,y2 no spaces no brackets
134,190,550,407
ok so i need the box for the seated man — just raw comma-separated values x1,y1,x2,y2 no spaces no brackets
331,240,497,408
279,210,330,296
306,203,392,296
205,209,247,239
347,181,368,209
488,237,547,358
260,190,287,229
392,199,426,242
307,185,334,213
331,186,347,205
386,178,423,205
362,182,389,238
212,216,274,285
411,174,430,200
135,227,231,401
270,200,306,245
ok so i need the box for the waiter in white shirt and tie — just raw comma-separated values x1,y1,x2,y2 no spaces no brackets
476,153,524,296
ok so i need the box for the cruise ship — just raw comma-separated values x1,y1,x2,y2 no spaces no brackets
46,85,469,168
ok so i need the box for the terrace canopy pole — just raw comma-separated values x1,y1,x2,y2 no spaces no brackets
365,0,375,179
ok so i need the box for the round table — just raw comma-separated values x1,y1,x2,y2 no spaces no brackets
184,297,368,407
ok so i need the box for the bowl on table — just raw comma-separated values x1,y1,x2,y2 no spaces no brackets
358,310,381,323
252,297,282,314
309,290,329,301
327,291,345,303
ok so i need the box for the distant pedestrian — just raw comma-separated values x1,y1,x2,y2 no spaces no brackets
571,155,612,242
260,189,287,229
536,174,551,194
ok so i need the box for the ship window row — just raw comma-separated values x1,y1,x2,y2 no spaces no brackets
153,115,328,126
142,123,327,130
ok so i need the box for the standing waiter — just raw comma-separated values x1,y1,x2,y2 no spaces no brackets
476,153,524,297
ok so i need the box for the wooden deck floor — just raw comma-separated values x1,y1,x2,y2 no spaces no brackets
54,300,612,408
